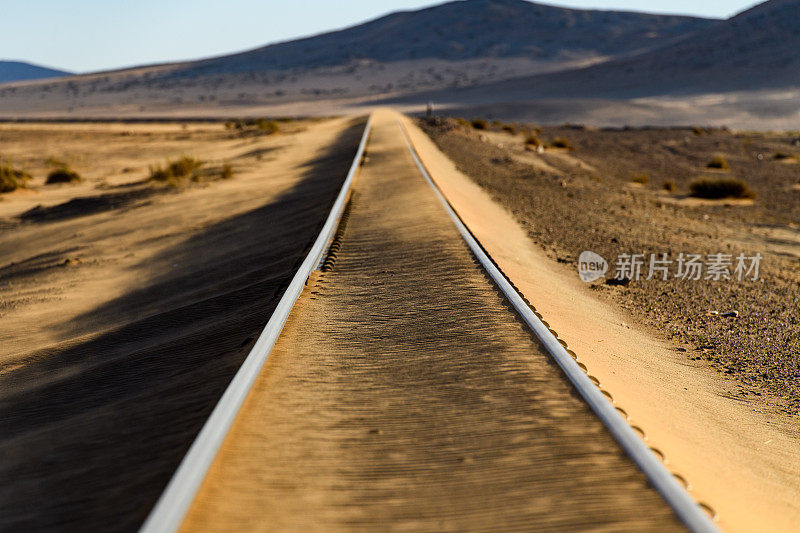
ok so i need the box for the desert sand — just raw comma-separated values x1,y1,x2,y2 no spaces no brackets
0,116,366,530
2,108,799,532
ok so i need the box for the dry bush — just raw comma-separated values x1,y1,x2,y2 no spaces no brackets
631,172,650,184
662,179,676,192
227,119,279,135
774,152,794,160
689,178,755,199
256,118,279,134
149,156,204,183
220,163,233,180
525,134,542,147
471,118,488,130
550,137,573,149
46,167,81,184
706,155,730,169
502,124,517,135
0,164,30,193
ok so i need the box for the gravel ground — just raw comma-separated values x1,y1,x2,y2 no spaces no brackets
420,117,800,416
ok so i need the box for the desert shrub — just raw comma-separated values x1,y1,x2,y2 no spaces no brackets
455,118,471,128
502,124,517,135
692,126,705,136
0,164,30,193
256,118,279,134
471,118,488,130
774,152,794,160
689,178,755,199
46,167,81,184
706,155,730,169
550,137,573,149
220,163,233,180
149,156,204,183
226,118,279,135
525,135,542,147
168,156,203,178
662,179,676,192
631,172,649,184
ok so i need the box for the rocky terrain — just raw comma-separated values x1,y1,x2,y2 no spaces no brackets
421,117,800,416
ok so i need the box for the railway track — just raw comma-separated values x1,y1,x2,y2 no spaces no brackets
141,110,719,532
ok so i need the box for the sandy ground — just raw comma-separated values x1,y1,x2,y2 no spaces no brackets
181,110,679,531
0,117,366,531
4,108,797,531
411,115,800,531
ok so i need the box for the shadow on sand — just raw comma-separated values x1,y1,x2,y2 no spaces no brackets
0,117,366,532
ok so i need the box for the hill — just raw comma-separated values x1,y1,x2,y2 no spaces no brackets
187,0,715,74
0,0,715,117
0,61,71,83
430,0,800,99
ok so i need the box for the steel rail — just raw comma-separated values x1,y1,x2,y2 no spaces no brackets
139,115,372,533
397,119,719,533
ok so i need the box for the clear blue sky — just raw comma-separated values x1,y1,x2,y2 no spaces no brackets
1,0,761,73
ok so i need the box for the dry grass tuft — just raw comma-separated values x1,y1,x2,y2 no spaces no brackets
706,155,730,170
256,118,279,134
550,137,573,150
689,177,755,199
46,167,81,185
149,156,204,184
471,118,488,130
525,134,542,147
0,163,31,193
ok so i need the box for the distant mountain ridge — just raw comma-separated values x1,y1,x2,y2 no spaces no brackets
0,0,716,87
4,0,798,128
0,61,71,83
184,0,716,76
437,0,800,99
